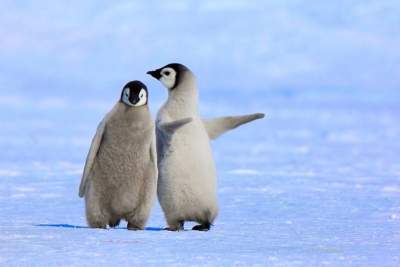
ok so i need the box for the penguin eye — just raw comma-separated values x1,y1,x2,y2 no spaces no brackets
164,71,170,76
125,89,130,96
139,90,145,99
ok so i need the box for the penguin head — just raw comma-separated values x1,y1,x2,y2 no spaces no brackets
147,63,189,90
120,80,148,107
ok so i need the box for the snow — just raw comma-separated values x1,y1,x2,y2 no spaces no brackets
0,91,399,267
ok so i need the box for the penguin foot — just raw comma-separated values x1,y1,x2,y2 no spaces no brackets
108,219,121,228
192,223,211,231
165,221,184,231
127,222,144,231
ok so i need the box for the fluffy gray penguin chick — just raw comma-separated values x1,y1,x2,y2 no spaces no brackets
79,81,157,230
147,63,264,231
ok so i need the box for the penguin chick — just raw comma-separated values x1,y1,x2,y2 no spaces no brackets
79,81,157,230
147,63,264,231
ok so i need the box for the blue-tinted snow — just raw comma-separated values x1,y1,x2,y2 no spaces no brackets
0,1,399,266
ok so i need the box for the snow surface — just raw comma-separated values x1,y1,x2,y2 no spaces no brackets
1,91,399,267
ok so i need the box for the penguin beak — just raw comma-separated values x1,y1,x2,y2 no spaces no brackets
147,70,162,80
130,96,140,106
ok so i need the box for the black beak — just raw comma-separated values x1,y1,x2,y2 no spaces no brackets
147,70,162,80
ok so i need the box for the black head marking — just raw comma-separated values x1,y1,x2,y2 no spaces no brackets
120,80,148,106
163,63,189,73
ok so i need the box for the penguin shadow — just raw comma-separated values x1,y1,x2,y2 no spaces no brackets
34,224,164,231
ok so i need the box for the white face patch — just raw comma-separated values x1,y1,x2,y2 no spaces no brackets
121,88,133,106
134,88,147,107
159,67,177,89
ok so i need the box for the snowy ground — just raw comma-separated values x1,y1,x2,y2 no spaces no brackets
0,89,399,266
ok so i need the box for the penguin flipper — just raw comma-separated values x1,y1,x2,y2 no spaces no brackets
203,113,265,140
79,119,106,198
158,117,193,134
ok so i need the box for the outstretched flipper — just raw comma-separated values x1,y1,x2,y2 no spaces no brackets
158,117,193,134
78,119,106,198
203,113,265,140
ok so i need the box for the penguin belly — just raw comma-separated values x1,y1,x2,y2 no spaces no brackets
157,118,218,223
90,121,155,221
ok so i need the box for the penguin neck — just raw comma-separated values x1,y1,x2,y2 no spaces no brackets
115,101,150,121
166,72,199,116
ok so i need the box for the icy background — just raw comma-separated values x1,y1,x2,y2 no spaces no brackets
1,1,399,266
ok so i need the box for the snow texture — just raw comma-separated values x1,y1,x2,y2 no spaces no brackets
1,1,400,266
